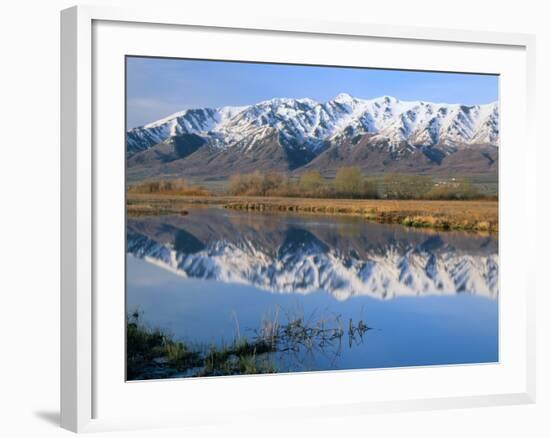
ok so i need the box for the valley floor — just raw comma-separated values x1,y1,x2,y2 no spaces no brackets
127,194,498,233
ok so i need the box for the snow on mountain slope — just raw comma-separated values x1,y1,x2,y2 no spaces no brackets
127,106,246,155
126,94,499,157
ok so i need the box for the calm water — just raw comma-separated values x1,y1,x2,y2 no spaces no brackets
126,207,498,377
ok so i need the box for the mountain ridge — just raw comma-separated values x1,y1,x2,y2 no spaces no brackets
126,94,499,181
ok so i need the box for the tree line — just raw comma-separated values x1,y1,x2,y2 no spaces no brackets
228,167,486,200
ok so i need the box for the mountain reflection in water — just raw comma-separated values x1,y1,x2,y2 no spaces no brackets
127,207,498,301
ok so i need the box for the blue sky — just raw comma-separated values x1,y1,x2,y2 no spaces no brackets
126,56,499,129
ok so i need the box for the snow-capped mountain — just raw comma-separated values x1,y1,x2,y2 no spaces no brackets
126,94,499,181
127,94,499,156
127,213,499,301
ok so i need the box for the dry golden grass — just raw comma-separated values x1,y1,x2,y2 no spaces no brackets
126,198,190,217
128,178,212,197
127,193,498,232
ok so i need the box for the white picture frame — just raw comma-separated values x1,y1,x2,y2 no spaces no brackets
60,4,537,433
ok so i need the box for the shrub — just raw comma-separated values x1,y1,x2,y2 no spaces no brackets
263,172,286,196
228,173,246,195
299,170,324,194
128,178,211,196
228,171,277,196
362,180,379,199
383,174,434,199
424,178,481,200
334,166,364,197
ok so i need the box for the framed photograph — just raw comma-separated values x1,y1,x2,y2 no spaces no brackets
61,5,536,433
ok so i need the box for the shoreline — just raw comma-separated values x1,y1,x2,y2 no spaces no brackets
127,194,498,233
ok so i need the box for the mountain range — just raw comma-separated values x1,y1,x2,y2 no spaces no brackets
126,93,499,181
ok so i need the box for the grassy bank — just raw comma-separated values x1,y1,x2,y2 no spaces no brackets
127,193,498,232
127,193,225,216
127,312,277,380
127,308,371,380
224,197,498,232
